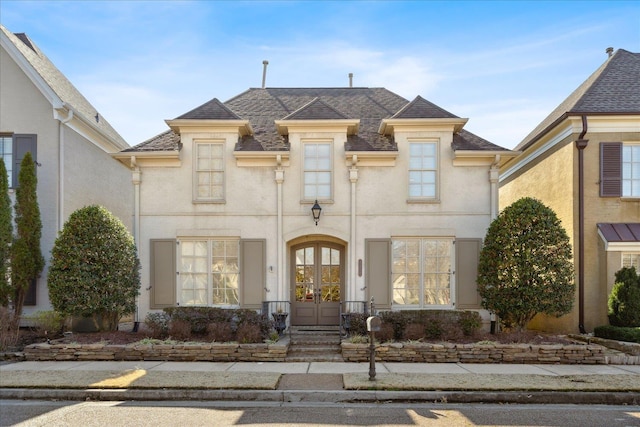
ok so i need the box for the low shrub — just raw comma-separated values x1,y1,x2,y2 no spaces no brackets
0,306,19,350
25,310,65,338
144,312,170,339
594,325,640,344
236,322,262,343
168,319,192,341
206,322,234,342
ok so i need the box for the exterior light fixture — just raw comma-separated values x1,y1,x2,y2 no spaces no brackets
311,200,322,226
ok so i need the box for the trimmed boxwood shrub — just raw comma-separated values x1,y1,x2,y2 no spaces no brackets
346,310,482,341
594,325,640,344
160,307,271,343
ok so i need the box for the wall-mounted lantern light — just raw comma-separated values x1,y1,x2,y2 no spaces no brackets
311,200,322,226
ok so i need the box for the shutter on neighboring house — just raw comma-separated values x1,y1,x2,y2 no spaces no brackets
600,142,622,197
23,278,37,306
455,238,482,309
240,239,266,310
150,239,176,309
365,239,391,310
12,134,37,188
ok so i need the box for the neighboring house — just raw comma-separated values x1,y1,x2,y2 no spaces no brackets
499,48,640,333
0,25,133,316
114,82,516,328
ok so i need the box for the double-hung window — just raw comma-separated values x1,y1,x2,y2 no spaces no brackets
194,141,224,201
391,238,454,307
303,142,332,201
179,239,239,306
408,142,437,199
622,143,640,197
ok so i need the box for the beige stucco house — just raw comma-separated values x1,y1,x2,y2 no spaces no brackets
114,82,516,328
0,25,133,316
500,48,640,334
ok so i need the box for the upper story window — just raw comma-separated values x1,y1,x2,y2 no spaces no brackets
179,238,239,306
600,141,639,198
391,238,454,308
408,142,437,199
194,141,224,202
303,142,332,201
622,143,640,197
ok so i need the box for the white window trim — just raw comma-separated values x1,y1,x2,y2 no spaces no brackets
177,238,240,308
391,237,455,309
407,139,440,203
193,140,225,203
622,141,640,198
301,139,334,203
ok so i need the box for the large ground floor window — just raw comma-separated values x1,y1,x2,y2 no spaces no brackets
392,238,454,307
623,253,640,270
179,239,239,306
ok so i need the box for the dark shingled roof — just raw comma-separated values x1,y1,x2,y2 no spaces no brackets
121,130,181,152
126,87,508,153
516,49,640,151
283,97,349,120
598,223,640,243
176,98,242,120
392,95,458,119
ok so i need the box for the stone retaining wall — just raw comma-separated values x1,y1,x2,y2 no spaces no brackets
341,342,608,364
23,341,289,362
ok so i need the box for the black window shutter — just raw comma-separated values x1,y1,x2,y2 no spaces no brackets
12,134,37,188
23,278,37,306
600,142,621,197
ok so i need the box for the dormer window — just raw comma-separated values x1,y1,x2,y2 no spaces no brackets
194,141,224,202
408,141,438,199
303,141,332,201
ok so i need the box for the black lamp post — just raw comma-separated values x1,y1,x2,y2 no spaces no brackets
311,200,322,226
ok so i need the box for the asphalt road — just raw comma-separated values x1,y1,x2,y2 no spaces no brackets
1,400,639,427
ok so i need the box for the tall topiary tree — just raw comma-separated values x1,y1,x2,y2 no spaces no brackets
48,205,140,331
11,152,44,323
608,266,640,327
477,197,575,330
0,159,12,306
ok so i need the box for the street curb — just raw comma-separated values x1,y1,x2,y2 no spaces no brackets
1,388,639,405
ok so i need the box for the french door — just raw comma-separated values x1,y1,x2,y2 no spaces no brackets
290,242,344,325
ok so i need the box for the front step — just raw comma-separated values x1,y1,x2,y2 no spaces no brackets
286,326,343,362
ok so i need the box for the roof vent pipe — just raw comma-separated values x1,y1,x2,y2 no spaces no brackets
349,73,353,88
606,47,613,58
262,60,269,88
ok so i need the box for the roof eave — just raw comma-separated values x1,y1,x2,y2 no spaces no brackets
165,119,253,136
379,118,468,135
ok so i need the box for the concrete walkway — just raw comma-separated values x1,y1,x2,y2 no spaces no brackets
1,361,639,404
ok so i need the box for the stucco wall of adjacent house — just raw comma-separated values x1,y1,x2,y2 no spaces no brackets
135,125,496,319
500,125,640,334
1,43,62,315
1,43,134,317
499,138,576,333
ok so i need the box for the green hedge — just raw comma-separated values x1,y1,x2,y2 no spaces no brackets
345,310,481,341
594,325,640,344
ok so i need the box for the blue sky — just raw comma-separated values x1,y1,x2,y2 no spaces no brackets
1,1,638,149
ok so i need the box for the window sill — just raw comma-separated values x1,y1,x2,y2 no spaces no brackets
192,199,226,204
406,198,440,204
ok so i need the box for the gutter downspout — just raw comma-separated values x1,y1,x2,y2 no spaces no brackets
576,115,588,334
275,156,285,302
489,155,501,220
130,156,141,329
58,108,74,231
349,155,358,301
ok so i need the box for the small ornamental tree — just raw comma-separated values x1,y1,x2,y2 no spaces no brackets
608,267,640,327
48,205,140,331
11,152,44,323
0,159,12,306
477,197,575,330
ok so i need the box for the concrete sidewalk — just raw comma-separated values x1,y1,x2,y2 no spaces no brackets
1,361,639,404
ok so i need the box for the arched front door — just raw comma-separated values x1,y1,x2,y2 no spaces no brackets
290,242,344,326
